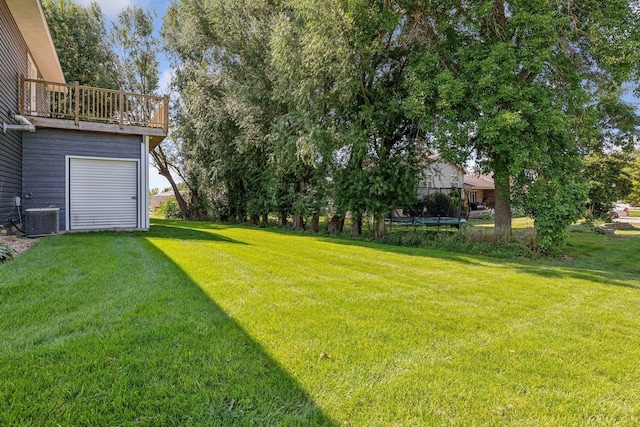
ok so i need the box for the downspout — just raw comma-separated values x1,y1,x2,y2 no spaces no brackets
2,115,35,133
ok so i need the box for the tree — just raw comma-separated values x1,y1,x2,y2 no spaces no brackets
271,0,423,237
163,0,285,224
585,152,633,218
42,0,117,88
405,0,640,252
109,6,159,95
161,0,639,250
164,0,426,234
626,150,640,206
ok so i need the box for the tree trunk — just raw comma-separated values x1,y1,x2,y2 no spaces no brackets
493,169,512,241
293,213,305,230
158,166,190,218
250,214,259,226
189,191,202,220
351,216,362,237
310,214,320,233
151,146,192,219
260,213,268,227
328,215,344,234
372,214,386,238
278,213,288,227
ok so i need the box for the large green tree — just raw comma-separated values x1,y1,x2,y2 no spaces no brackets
585,152,633,218
42,0,117,88
271,0,424,237
161,0,639,249
405,0,640,252
110,6,160,95
163,0,290,224
624,149,640,206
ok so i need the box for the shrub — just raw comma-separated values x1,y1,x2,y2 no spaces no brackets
511,209,526,219
425,192,452,216
478,211,494,220
155,198,183,220
0,241,15,263
375,226,539,259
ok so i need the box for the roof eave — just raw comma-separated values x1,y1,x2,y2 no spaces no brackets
6,0,65,84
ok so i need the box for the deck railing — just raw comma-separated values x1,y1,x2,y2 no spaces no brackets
20,77,168,133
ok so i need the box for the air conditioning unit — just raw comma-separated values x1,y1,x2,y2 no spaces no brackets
26,208,60,237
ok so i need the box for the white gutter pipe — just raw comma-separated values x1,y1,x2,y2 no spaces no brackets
2,115,35,133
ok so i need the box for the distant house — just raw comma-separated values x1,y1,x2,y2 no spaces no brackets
418,154,465,199
0,0,167,233
418,154,495,209
463,174,495,208
150,190,186,211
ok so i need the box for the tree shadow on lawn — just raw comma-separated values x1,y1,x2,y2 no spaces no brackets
152,218,248,233
150,219,640,291
320,235,640,290
241,224,640,291
149,221,248,245
0,233,333,426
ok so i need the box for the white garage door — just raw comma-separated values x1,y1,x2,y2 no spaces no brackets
69,157,138,230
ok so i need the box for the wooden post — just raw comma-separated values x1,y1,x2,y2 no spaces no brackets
119,89,124,129
74,81,80,125
19,76,24,116
163,94,169,134
45,82,49,116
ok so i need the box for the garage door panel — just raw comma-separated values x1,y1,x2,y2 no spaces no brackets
69,158,138,230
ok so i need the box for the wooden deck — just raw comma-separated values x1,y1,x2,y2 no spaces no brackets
20,77,168,148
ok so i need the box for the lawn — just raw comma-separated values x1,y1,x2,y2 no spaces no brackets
1,220,640,426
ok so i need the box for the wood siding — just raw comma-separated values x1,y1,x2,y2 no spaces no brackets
22,129,142,231
0,0,28,227
418,161,465,200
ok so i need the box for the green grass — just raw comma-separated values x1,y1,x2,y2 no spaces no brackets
1,220,640,425
629,208,640,218
470,216,535,230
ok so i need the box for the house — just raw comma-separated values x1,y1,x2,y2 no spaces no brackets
418,154,495,210
0,0,167,234
150,190,186,211
418,154,465,199
463,173,495,208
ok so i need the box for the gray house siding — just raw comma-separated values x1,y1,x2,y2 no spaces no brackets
22,129,142,231
0,0,28,227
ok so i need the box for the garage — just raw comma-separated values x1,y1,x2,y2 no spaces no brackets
68,157,139,230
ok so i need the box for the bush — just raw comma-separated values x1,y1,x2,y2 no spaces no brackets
478,211,494,220
511,209,526,219
375,226,539,259
0,241,15,263
425,192,452,216
155,198,183,220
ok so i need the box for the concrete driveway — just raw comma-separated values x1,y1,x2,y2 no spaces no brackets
614,216,640,225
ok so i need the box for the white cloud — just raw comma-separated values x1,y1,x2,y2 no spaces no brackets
158,69,174,94
76,0,133,17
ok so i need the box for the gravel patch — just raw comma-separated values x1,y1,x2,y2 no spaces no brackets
1,236,39,257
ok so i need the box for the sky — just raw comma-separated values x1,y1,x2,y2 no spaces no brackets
78,0,174,190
